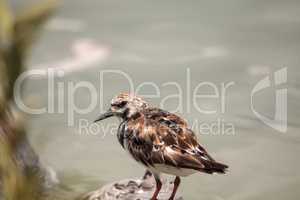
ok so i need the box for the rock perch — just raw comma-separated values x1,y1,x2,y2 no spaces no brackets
80,173,183,200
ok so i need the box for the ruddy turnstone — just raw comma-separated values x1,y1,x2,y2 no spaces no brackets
95,93,228,200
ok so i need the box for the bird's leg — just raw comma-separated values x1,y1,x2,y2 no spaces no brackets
151,174,162,200
168,176,181,200
142,169,152,180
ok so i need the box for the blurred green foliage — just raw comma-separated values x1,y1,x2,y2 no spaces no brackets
0,0,57,199
0,0,57,103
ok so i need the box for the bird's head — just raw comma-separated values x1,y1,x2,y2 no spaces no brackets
94,93,149,122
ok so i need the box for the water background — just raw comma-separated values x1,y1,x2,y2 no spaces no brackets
11,0,300,199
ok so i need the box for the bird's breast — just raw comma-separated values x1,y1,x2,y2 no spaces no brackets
117,121,134,150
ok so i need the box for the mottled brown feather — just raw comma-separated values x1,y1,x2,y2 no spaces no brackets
120,107,228,174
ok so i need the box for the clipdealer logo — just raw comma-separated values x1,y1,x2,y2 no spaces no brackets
12,66,288,134
251,67,287,133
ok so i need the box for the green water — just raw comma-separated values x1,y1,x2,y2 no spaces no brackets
14,0,300,199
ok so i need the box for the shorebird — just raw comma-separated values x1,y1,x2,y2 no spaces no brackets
94,93,228,200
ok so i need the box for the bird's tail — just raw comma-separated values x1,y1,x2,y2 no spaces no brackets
205,161,228,174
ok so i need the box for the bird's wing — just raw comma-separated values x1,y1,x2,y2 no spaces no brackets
125,108,228,173
143,108,228,173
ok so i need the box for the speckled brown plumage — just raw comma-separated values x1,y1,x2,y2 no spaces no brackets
95,93,228,200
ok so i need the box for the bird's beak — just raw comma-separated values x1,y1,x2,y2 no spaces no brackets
94,109,114,122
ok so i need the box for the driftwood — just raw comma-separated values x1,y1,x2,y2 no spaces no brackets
80,173,183,200
0,111,44,200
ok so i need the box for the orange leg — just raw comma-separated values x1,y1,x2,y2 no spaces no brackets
151,174,162,200
169,176,181,200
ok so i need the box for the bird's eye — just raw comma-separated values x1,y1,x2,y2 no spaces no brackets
112,101,127,108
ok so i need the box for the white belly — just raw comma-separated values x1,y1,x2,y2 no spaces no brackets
150,164,198,177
